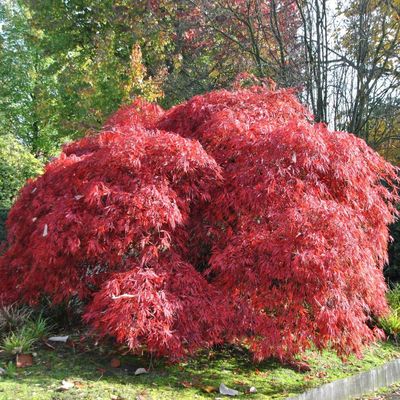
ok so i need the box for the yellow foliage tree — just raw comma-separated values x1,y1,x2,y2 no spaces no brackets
123,44,167,103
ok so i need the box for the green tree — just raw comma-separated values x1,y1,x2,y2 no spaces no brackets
0,2,63,156
0,1,174,155
0,135,42,210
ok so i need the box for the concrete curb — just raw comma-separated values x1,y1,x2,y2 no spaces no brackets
286,358,400,400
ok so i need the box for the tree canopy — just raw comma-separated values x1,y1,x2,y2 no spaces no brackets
2,0,398,161
1,87,398,361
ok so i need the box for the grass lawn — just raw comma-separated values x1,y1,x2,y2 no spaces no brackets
0,339,400,400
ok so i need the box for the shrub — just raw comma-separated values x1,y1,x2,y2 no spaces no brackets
24,314,52,340
379,310,400,340
0,87,398,362
0,304,33,337
379,284,400,340
3,361,17,377
1,311,52,354
387,284,400,310
0,135,43,210
2,329,36,355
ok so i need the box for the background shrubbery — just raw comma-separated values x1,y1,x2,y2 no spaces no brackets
0,135,42,209
0,135,42,242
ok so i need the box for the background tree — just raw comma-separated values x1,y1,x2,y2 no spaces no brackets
295,0,330,123
0,134,42,242
178,0,303,87
0,2,61,156
294,0,400,161
0,0,307,152
0,0,177,154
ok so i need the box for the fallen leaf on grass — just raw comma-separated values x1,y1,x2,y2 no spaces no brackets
219,383,239,396
180,381,193,388
201,385,218,393
254,369,270,378
57,380,75,391
315,371,327,378
134,367,148,375
286,361,311,372
136,394,152,400
233,380,246,386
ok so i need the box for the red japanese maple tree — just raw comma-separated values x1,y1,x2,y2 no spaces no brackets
0,87,398,361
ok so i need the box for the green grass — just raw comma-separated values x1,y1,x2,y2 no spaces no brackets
0,340,399,400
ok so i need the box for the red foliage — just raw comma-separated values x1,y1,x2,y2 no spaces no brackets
85,254,225,359
1,86,398,362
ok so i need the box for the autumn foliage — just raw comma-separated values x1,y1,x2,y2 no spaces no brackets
0,87,398,362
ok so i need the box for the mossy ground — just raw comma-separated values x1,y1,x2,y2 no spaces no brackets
0,339,399,400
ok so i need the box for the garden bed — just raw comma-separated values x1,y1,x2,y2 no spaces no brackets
1,340,399,399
